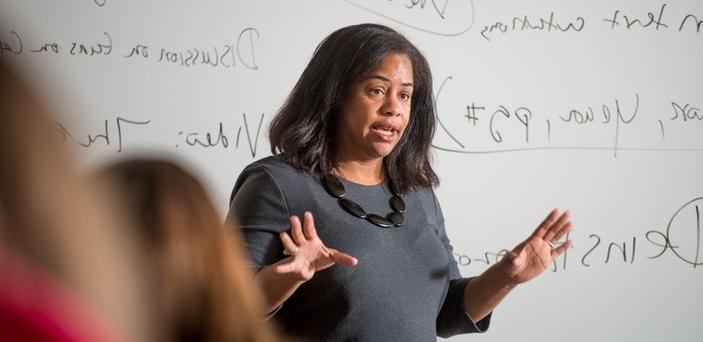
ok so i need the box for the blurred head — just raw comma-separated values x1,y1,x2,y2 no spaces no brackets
100,159,278,342
269,23,438,193
0,58,152,341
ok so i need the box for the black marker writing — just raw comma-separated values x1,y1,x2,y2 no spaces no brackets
0,31,23,55
242,113,264,157
155,28,259,70
402,0,450,20
465,103,484,126
176,113,265,157
665,198,703,267
31,42,61,54
581,234,600,267
183,122,230,149
116,117,151,152
645,230,672,259
670,102,702,122
343,0,475,37
612,93,639,157
237,28,260,70
658,120,666,140
158,46,231,67
69,32,112,57
78,120,110,148
603,3,668,31
433,93,703,155
53,116,150,152
433,75,465,149
455,198,703,271
124,44,149,58
481,12,585,41
52,122,73,144
559,107,596,124
489,105,531,143
678,13,703,32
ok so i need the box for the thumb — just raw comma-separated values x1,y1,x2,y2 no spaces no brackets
507,250,524,269
507,240,528,267
273,262,296,274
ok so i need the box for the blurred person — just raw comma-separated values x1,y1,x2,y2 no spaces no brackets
0,58,154,341
99,158,279,342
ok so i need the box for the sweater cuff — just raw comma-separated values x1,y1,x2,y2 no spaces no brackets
437,278,492,337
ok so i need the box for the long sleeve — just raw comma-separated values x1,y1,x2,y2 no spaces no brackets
432,191,492,337
226,163,291,268
226,156,492,339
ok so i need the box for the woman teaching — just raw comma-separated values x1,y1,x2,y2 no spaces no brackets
227,23,572,340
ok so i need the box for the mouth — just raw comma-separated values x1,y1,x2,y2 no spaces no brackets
370,123,399,142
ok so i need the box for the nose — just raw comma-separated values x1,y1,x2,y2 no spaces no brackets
381,92,403,117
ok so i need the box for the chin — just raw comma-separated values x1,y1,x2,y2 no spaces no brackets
371,143,398,158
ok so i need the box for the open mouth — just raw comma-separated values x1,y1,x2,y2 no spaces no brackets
371,123,398,142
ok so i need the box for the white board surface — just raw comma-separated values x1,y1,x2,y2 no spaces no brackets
2,1,702,341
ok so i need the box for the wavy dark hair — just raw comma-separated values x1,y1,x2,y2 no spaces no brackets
269,23,438,194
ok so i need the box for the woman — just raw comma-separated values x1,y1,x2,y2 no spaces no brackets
228,23,572,340
100,159,280,341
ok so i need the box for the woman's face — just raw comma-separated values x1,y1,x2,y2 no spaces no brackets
336,53,413,162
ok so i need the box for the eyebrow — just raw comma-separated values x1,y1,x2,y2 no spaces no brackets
367,75,413,87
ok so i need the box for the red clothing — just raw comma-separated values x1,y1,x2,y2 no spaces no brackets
0,246,121,341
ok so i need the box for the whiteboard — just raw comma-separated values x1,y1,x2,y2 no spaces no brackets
2,1,702,341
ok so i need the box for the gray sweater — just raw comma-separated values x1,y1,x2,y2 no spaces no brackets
227,155,491,341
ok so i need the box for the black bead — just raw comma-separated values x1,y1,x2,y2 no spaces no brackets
322,174,404,228
366,213,393,228
390,196,406,213
323,175,346,199
388,212,404,226
340,198,366,218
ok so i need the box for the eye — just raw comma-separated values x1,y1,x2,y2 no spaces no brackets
370,87,385,96
399,92,411,101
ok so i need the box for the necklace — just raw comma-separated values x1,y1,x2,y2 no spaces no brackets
321,174,405,228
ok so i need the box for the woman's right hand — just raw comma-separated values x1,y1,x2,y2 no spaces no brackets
273,211,358,282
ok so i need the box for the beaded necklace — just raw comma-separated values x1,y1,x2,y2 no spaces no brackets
321,174,405,228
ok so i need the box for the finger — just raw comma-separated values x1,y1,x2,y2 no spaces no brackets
532,208,561,239
302,211,318,241
550,221,573,245
543,210,571,242
314,262,335,272
550,239,573,259
289,215,306,244
329,249,358,266
279,232,298,255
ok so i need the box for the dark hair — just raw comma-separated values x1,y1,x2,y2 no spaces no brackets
269,23,438,193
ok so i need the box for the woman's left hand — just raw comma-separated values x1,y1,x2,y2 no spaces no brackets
499,209,573,286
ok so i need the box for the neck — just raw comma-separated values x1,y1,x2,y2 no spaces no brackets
334,158,384,185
